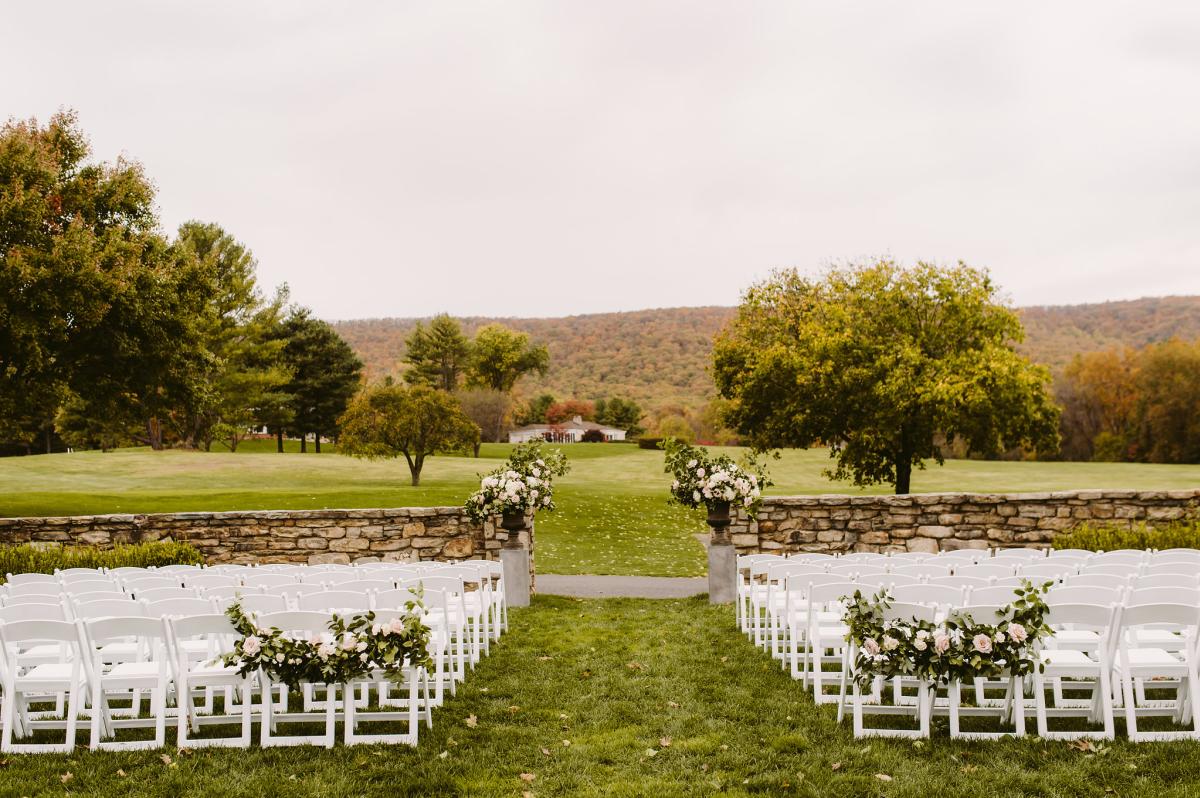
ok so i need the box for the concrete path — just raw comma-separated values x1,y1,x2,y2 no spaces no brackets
536,574,708,599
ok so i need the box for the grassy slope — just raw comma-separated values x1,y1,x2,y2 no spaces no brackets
1,596,1196,798
2,445,1199,577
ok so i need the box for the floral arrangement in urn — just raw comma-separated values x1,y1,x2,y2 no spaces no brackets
464,440,569,524
662,438,772,518
220,597,432,690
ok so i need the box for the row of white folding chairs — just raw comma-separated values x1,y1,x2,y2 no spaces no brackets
2,583,489,695
0,608,441,753
740,571,1200,741
836,598,1200,742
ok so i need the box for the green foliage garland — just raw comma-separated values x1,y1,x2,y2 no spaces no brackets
843,581,1054,689
221,599,432,690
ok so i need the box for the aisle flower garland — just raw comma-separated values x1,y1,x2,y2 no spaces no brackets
842,580,1054,688
220,598,433,690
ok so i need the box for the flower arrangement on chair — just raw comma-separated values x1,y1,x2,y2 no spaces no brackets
220,599,433,690
843,580,1055,690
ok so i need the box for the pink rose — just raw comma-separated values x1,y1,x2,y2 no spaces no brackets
973,633,993,654
389,616,406,634
340,634,359,651
862,638,881,656
241,635,261,656
933,633,950,654
1008,623,1028,644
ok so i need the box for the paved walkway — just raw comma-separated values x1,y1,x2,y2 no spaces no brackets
537,574,708,599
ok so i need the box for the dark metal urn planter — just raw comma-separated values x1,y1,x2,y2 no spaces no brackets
501,509,527,549
706,500,732,545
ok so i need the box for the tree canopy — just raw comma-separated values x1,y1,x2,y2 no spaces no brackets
338,384,479,485
403,314,473,392
468,324,549,393
713,261,1061,493
276,309,364,451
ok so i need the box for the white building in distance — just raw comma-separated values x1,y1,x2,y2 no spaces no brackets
508,415,627,443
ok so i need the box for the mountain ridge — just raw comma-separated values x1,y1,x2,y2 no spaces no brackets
332,296,1200,411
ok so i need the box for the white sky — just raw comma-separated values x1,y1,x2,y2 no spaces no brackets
5,2,1200,319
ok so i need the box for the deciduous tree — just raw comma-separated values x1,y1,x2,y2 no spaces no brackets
468,324,549,393
339,384,479,485
713,260,1060,494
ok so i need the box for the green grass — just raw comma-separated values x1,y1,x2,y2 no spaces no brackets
2,446,1199,577
2,597,1197,797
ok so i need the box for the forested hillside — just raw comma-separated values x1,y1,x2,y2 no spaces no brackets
332,296,1200,411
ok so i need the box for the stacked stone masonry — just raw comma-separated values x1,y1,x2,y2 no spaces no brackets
727,490,1200,556
0,508,535,584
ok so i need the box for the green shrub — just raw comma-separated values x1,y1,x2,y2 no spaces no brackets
637,437,664,450
1052,520,1200,552
0,541,204,583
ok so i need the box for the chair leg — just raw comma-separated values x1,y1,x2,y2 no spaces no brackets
1122,672,1140,742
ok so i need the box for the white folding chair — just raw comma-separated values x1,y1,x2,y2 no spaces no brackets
1032,602,1118,740
846,601,937,738
254,611,339,748
136,587,199,604
737,554,782,633
79,616,171,750
889,584,965,612
888,564,951,581
1048,549,1094,561
954,563,1017,581
242,573,301,590
5,573,60,587
1016,563,1077,582
803,581,859,704
941,603,1027,740
1115,602,1200,741
237,594,290,616
296,591,371,613
344,607,428,747
143,597,217,619
168,614,253,749
991,548,1047,562
186,574,241,591
62,580,122,597
0,620,86,753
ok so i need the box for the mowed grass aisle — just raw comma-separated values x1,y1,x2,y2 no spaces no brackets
2,597,1195,798
2,444,1199,576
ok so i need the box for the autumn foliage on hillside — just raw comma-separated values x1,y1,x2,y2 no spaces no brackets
332,298,1200,419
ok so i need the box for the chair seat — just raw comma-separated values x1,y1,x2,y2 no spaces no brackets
1054,630,1100,646
104,661,162,680
1132,629,1185,647
1120,648,1184,669
1039,649,1096,668
18,662,77,683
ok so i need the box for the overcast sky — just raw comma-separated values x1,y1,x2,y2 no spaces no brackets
6,2,1200,320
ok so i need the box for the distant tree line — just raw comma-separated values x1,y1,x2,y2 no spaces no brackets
0,111,363,454
1056,338,1200,463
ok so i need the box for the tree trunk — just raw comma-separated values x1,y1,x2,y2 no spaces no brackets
410,458,422,486
895,459,912,495
44,426,52,454
472,441,481,457
300,434,307,453
229,434,239,452
276,428,284,453
314,434,321,454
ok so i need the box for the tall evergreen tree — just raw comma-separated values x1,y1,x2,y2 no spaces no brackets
403,314,472,392
278,310,364,452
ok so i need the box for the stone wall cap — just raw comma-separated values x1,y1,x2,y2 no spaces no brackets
760,489,1200,505
0,506,473,524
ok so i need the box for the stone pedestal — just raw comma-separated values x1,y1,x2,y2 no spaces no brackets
501,546,531,608
707,540,736,604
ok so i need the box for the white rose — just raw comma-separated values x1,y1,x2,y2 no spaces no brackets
241,635,261,656
693,491,701,502
686,459,697,468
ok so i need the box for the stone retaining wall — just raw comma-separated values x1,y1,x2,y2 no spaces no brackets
0,508,534,581
727,490,1200,555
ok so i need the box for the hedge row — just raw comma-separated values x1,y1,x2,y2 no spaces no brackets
1052,520,1200,552
0,542,204,583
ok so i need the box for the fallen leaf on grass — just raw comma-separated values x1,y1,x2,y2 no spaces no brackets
540,748,551,756
720,744,729,751
438,751,449,760
667,701,680,709
562,740,571,747
876,774,893,782
659,737,672,748
831,762,842,771
520,773,536,782
160,754,173,766
537,656,553,661
626,662,643,671
645,749,658,757
60,773,73,784
508,706,522,714
720,656,729,663
465,715,478,728
116,769,127,778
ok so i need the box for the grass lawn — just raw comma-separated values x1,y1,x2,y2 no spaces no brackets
1,445,1198,577
2,596,1196,798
